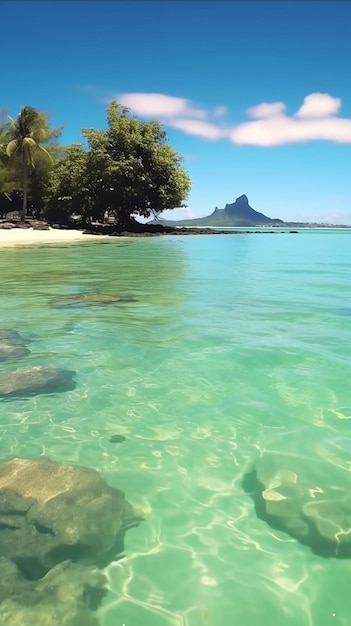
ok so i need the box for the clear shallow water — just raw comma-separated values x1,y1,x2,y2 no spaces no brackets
1,231,351,626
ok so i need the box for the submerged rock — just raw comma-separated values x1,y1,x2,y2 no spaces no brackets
0,366,76,398
50,292,136,308
0,330,30,362
0,458,142,624
0,457,139,579
0,558,107,626
109,434,126,444
243,453,351,558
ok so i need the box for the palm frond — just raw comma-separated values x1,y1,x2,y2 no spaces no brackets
31,128,47,142
6,117,17,134
36,144,54,164
6,139,20,158
22,137,37,148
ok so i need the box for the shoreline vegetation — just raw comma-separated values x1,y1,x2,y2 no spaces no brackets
0,103,192,229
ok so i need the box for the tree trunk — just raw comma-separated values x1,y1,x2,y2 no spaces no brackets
21,160,28,222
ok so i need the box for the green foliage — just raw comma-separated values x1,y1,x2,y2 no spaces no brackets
44,143,92,222
80,101,191,226
4,106,61,220
1,101,191,226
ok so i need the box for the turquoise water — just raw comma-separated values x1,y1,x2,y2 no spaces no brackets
1,230,351,625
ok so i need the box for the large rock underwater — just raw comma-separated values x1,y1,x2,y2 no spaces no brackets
244,452,351,559
0,457,141,625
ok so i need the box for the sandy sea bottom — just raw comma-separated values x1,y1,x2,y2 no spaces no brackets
1,230,351,626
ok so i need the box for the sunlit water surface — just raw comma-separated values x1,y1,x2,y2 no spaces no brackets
1,230,351,626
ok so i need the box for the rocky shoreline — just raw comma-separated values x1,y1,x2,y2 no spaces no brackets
0,219,300,249
0,219,299,238
81,222,299,237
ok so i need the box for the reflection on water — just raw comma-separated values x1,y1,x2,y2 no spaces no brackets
0,232,351,625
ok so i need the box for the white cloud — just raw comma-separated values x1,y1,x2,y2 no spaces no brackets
170,118,225,140
115,91,351,146
116,92,224,140
295,93,341,119
118,93,206,119
229,115,351,146
228,117,289,146
229,92,351,146
247,102,286,119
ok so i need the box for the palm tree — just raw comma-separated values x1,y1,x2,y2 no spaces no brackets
5,106,55,221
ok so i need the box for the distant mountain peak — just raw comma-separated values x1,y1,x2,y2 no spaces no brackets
149,194,283,227
224,195,260,219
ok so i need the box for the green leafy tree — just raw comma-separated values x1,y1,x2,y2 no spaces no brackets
5,106,60,221
41,101,190,227
43,143,93,223
81,101,191,227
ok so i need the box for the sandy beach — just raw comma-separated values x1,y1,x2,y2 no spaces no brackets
0,227,106,248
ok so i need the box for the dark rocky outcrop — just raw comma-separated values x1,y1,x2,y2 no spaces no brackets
82,223,239,237
244,453,351,558
0,330,30,362
0,367,76,398
0,457,141,624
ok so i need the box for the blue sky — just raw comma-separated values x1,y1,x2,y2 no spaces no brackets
2,1,351,224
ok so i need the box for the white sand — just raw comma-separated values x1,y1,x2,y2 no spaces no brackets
0,227,108,248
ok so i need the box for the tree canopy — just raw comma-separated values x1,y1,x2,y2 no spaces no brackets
0,101,191,227
4,107,61,221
